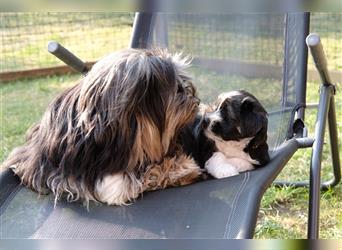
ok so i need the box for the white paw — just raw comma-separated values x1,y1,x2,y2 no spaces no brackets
95,172,141,206
224,158,254,172
205,152,239,179
206,164,239,179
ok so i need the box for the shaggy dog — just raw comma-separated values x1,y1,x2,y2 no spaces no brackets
2,49,270,207
179,90,270,179
2,49,203,206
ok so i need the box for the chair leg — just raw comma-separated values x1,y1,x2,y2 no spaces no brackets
307,84,337,239
326,94,341,187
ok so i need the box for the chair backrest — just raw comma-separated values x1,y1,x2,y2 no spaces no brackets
130,13,310,152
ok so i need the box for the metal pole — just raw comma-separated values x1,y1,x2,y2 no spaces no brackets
48,41,88,74
130,12,154,49
306,33,333,85
307,84,334,239
295,12,310,121
326,94,341,187
283,13,310,138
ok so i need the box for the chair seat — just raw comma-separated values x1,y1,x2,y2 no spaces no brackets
0,139,299,239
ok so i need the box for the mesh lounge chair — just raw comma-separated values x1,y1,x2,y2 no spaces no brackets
0,12,340,240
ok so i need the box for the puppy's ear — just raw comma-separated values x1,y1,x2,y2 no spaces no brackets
241,96,267,114
240,97,267,138
241,97,256,113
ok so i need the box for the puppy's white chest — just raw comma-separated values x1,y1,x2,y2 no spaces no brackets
215,138,258,165
204,138,259,179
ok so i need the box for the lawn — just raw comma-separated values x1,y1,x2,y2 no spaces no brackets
0,12,341,239
0,13,134,72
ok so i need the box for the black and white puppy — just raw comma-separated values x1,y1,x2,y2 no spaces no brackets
180,90,270,179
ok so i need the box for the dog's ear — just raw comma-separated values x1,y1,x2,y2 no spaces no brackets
241,96,257,113
131,59,176,136
241,96,267,114
240,97,267,138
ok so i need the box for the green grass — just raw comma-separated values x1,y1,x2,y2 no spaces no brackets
0,13,133,72
0,74,81,161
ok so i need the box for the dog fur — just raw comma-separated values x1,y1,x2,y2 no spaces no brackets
179,90,270,179
2,48,202,206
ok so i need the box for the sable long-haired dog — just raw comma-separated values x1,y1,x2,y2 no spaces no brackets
179,90,270,179
2,49,203,206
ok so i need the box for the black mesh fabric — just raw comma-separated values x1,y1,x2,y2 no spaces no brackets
0,139,298,239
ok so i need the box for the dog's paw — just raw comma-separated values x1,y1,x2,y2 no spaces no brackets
206,163,239,179
224,157,254,172
143,154,202,191
95,172,142,206
205,152,239,179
